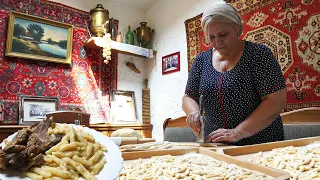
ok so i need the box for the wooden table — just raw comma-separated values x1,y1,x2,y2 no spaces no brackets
0,123,153,142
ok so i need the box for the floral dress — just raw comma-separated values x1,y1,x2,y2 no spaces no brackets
185,41,286,146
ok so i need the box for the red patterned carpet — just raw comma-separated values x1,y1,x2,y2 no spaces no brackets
185,0,319,111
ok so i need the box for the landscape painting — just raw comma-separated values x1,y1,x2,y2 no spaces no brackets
5,11,73,65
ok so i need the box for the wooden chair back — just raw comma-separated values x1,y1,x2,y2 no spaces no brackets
163,116,197,142
280,107,320,124
46,110,90,127
163,116,188,132
162,107,320,141
162,107,320,129
281,107,320,140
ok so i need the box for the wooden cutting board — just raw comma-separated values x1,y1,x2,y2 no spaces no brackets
142,79,150,124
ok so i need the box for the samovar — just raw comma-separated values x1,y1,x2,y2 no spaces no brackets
134,22,154,48
89,4,109,37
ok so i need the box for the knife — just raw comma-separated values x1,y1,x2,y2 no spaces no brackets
196,95,205,143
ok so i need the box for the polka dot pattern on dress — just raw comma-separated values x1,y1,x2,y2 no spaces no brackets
185,41,286,146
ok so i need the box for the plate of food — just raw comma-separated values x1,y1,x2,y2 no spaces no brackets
0,119,123,180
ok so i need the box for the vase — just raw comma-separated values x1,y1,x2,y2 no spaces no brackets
126,26,134,45
109,18,117,40
116,32,122,42
122,29,127,44
133,30,139,46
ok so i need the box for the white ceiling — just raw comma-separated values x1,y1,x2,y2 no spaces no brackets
107,0,157,11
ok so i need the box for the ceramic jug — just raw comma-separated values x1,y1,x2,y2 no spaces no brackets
135,22,154,48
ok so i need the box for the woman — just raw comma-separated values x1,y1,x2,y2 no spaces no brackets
182,2,286,146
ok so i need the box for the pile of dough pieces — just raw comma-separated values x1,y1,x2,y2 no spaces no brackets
118,153,274,179
253,142,320,180
120,141,201,151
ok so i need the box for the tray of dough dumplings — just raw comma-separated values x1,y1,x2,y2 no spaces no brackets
118,147,289,179
220,136,320,179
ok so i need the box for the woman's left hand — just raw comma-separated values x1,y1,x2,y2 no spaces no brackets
205,128,250,143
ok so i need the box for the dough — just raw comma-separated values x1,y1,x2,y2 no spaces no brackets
111,128,143,139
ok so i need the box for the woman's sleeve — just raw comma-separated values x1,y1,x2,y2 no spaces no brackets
185,54,202,98
251,45,286,97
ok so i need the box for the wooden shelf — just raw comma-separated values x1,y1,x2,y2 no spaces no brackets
84,37,156,58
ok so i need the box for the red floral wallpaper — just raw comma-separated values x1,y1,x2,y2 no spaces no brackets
0,0,117,124
185,0,319,112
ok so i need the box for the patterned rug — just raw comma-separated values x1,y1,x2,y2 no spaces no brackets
185,0,320,111
0,0,117,124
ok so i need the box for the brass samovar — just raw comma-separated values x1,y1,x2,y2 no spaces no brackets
134,22,154,48
89,4,109,37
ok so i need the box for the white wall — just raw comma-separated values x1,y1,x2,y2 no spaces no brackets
50,0,222,141
145,0,222,140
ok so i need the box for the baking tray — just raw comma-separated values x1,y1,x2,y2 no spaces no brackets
220,136,320,156
121,147,289,179
220,136,320,179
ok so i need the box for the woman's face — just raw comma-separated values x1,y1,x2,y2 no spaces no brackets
208,21,239,55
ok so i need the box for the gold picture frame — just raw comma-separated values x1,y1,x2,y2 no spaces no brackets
5,11,73,65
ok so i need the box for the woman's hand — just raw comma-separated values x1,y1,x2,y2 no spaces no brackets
186,111,201,135
205,128,251,143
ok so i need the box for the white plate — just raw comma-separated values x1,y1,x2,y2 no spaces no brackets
0,124,123,180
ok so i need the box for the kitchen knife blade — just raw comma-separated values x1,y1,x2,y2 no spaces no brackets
196,95,205,143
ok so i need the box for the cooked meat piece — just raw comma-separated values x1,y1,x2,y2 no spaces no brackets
30,118,53,144
30,154,44,167
46,133,65,151
7,153,29,170
6,128,29,147
3,145,26,154
21,133,47,159
0,151,6,170
0,118,63,171
8,153,44,171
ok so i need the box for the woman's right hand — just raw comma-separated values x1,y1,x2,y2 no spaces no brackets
186,111,201,135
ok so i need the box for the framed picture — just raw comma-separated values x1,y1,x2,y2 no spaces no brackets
5,11,73,65
111,90,138,124
19,95,59,125
162,51,180,75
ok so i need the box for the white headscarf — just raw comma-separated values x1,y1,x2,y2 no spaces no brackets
201,2,242,26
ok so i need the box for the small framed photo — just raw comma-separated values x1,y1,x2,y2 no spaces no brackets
111,90,138,124
162,51,180,75
5,11,73,65
19,95,59,124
